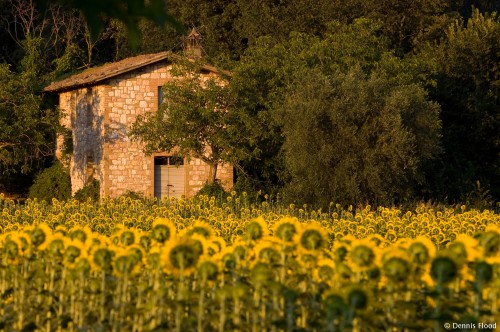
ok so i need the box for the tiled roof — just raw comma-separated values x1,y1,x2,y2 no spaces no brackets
43,51,222,93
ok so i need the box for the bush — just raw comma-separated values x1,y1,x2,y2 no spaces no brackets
196,181,229,200
28,162,71,201
120,190,145,200
74,179,100,202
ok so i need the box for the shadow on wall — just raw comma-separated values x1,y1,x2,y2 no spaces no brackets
71,88,130,187
72,88,104,186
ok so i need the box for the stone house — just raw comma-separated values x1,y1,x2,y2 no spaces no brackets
43,46,233,199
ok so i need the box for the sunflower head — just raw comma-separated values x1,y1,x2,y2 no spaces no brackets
161,237,203,276
382,253,412,284
246,217,268,241
69,227,91,244
197,259,219,282
296,222,327,252
185,220,214,239
430,256,458,286
74,256,91,275
408,236,435,265
349,240,376,269
119,229,136,247
474,261,493,286
152,218,176,244
218,252,236,271
47,234,67,258
322,292,345,317
92,246,115,273
114,247,142,276
257,241,281,265
332,243,349,263
64,243,82,265
139,234,152,251
273,217,300,242
314,258,336,283
478,228,500,257
30,224,52,249
347,287,369,310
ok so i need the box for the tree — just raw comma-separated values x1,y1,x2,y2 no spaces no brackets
228,20,391,194
230,19,442,205
129,63,239,183
419,9,500,201
0,64,59,174
279,65,441,207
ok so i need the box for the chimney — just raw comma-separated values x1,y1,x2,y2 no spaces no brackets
184,27,202,59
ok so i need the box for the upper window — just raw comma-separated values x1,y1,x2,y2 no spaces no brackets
158,86,164,109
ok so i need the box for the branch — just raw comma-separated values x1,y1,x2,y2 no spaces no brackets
0,142,15,149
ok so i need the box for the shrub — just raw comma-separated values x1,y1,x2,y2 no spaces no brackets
120,190,145,200
28,161,71,201
74,178,100,202
196,181,229,200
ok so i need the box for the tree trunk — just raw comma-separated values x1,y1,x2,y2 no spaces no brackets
208,162,218,184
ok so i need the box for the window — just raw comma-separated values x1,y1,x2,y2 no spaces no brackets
154,156,184,166
158,86,164,109
85,154,95,182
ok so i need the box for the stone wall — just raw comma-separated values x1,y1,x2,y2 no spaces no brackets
186,158,233,197
57,59,233,198
58,86,105,195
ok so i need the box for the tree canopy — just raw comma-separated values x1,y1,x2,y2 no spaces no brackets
129,63,238,183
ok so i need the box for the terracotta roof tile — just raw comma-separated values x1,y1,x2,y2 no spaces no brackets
43,51,224,93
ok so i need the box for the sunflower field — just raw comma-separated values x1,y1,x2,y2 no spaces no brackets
0,193,499,332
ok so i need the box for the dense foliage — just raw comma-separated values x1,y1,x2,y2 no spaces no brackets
0,0,498,205
0,194,499,331
27,161,71,201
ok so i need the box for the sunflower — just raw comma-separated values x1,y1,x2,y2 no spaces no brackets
322,291,346,318
407,236,436,266
30,223,52,250
196,257,220,282
183,220,214,239
430,255,459,287
245,216,269,241
90,245,115,273
113,246,142,276
208,236,227,256
253,238,281,265
273,217,301,242
379,248,412,285
63,238,84,267
151,218,177,244
144,246,162,269
46,232,69,258
2,238,21,264
331,241,350,264
453,234,483,262
479,225,500,258
5,232,31,257
295,222,328,252
250,261,273,287
68,226,93,245
161,236,203,276
313,257,336,284
346,287,369,311
348,238,376,271
231,238,251,264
